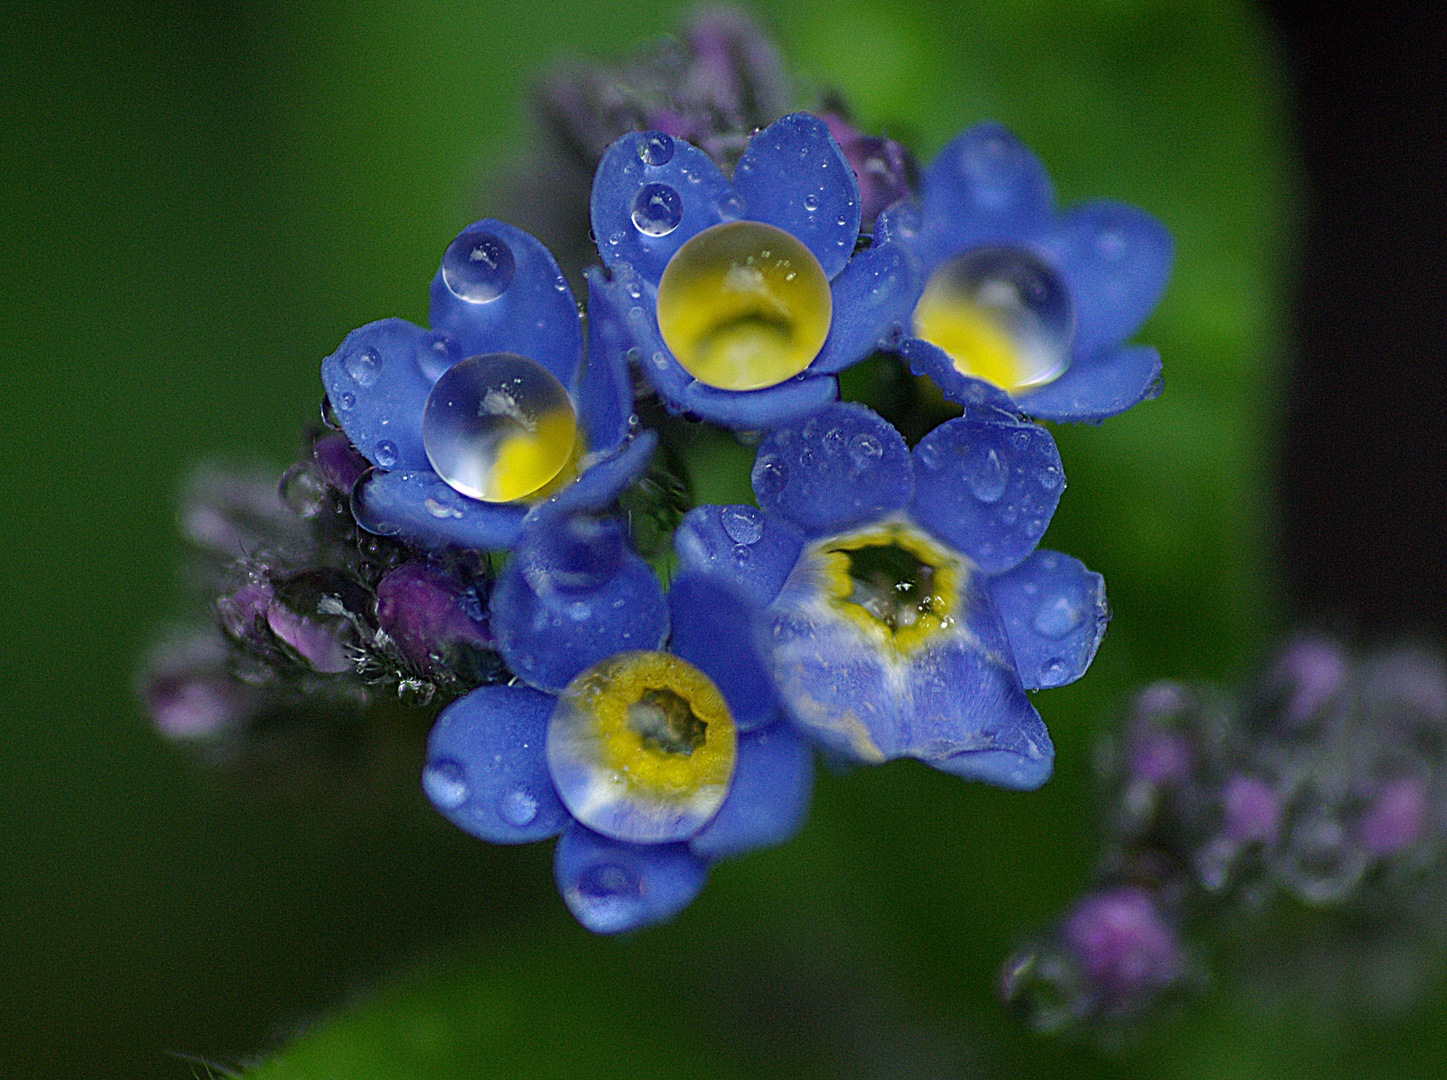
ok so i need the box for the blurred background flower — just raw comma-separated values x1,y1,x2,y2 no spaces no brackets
2,1,1444,1077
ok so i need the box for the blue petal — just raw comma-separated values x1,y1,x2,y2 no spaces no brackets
914,122,1054,269
530,432,657,520
351,467,525,550
672,504,804,610
578,267,637,451
321,318,438,470
667,572,779,733
428,220,583,388
903,598,1055,790
554,821,710,933
731,113,861,279
491,515,668,692
681,372,839,430
989,549,1109,690
751,403,913,537
910,414,1063,574
1039,200,1173,359
896,337,1023,414
589,264,696,411
423,684,569,843
811,237,920,374
690,720,814,859
1013,344,1163,424
589,131,729,284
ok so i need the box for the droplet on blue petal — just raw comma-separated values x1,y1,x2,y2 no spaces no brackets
968,446,1008,503
375,440,398,468
916,441,942,472
336,391,356,412
344,347,381,387
720,505,764,545
442,231,516,303
423,757,467,809
716,191,746,220
499,788,539,826
753,455,786,496
421,352,576,503
418,333,463,381
637,131,675,166
1038,465,1062,491
1033,595,1083,639
732,544,752,562
630,183,683,237
1037,658,1069,687
822,427,845,455
803,193,820,212
848,432,883,469
579,861,640,901
1096,230,1127,261
913,247,1074,394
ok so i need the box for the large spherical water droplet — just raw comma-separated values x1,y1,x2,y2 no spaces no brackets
547,651,736,844
630,182,683,237
656,221,832,391
422,353,576,503
637,131,675,166
912,246,1074,394
442,231,516,303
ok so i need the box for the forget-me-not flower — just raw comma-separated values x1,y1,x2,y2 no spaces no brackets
586,113,918,429
321,219,655,552
675,402,1108,790
877,123,1173,423
423,508,813,933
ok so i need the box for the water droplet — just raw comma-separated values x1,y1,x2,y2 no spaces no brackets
803,193,820,212
716,191,746,220
1038,465,1062,491
500,788,539,826
424,495,463,519
968,447,1008,503
344,347,381,387
637,131,675,166
753,454,786,496
720,505,764,545
421,352,577,502
848,433,883,468
375,440,398,468
999,505,1019,526
397,677,435,707
1037,658,1069,687
336,391,356,412
1096,230,1127,261
578,862,640,899
423,757,467,809
441,231,516,303
1033,595,1083,638
822,426,845,455
916,441,941,471
417,334,463,381
631,183,683,236
279,462,329,518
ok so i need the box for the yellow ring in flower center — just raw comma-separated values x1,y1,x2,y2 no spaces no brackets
656,221,832,391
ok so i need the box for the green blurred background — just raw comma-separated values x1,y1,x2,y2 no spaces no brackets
4,0,1443,1076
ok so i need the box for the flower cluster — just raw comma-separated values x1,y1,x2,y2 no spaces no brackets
1002,635,1447,1038
143,14,1171,933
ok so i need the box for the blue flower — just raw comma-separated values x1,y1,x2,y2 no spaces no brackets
586,114,918,429
675,402,1109,790
321,219,656,552
423,509,813,933
876,123,1172,423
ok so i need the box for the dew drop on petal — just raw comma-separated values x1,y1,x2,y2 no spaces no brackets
720,505,764,545
848,432,883,469
375,440,398,468
442,231,516,303
336,391,356,412
753,454,786,496
967,446,1008,503
803,193,820,212
499,788,540,826
1037,658,1070,688
716,191,746,220
418,333,463,381
916,441,941,472
637,131,675,166
423,757,468,809
422,352,576,503
1033,595,1083,639
912,247,1074,394
630,183,683,237
344,347,381,387
656,222,832,391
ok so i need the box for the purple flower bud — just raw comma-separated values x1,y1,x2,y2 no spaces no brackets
1222,773,1282,844
821,113,915,227
138,631,262,739
1127,725,1194,785
1062,887,1182,999
375,562,491,674
1273,634,1346,727
265,601,353,674
217,577,274,646
1357,775,1428,857
312,431,369,495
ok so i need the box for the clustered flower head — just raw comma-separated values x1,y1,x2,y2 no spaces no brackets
143,13,1171,934
1002,635,1447,1039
